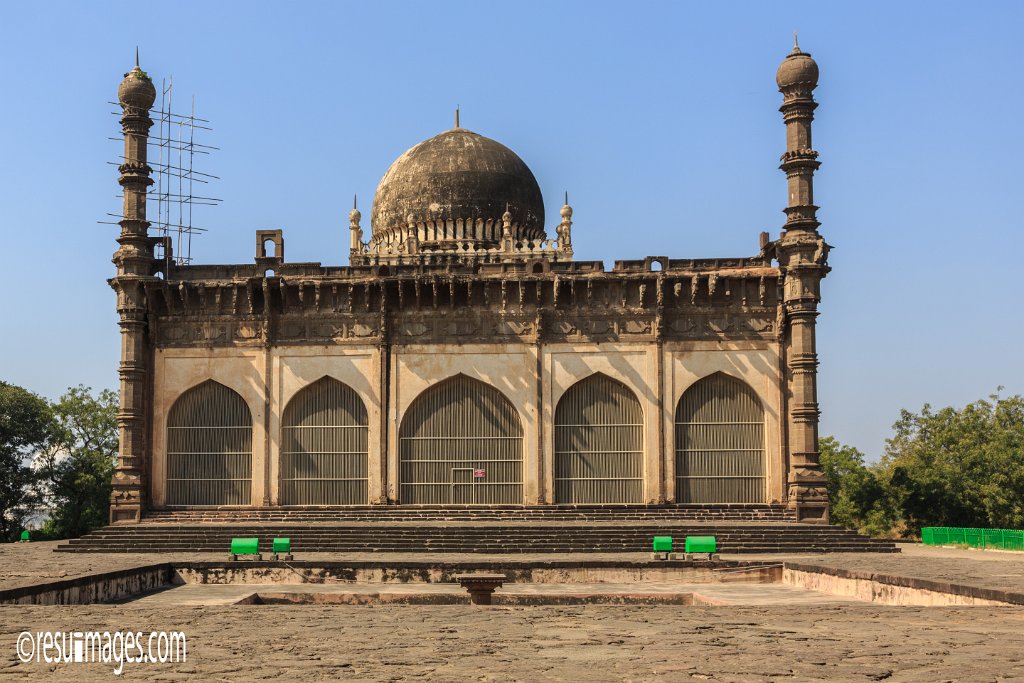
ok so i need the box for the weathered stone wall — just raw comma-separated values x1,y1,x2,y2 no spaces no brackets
143,260,787,509
148,340,783,507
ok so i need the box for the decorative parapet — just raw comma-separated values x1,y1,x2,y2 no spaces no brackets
354,217,569,266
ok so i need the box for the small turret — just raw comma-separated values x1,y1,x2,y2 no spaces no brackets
557,192,573,255
349,194,363,261
777,33,821,232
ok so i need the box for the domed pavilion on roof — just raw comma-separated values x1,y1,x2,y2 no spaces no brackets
353,122,566,266
106,41,834,527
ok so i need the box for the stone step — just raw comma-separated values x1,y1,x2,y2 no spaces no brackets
55,519,898,553
57,545,898,554
139,505,796,525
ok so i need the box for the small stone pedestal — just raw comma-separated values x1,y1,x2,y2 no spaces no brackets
454,573,506,605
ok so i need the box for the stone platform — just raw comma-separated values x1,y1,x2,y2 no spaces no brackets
3,544,1024,680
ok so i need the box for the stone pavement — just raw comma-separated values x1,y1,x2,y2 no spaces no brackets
2,602,1023,681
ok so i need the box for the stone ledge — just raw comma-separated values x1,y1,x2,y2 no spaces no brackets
784,561,1024,606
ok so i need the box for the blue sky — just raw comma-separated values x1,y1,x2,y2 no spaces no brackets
0,1,1021,461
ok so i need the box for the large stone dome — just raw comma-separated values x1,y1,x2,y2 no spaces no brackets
371,127,546,243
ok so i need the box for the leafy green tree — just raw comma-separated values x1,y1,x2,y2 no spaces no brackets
0,381,52,541
35,386,118,539
880,392,1024,535
818,436,891,535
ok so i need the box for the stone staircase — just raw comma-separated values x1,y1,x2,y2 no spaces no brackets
55,506,899,554
139,504,795,524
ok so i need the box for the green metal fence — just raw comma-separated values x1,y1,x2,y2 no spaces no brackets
921,527,1024,551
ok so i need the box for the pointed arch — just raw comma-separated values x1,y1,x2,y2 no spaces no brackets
166,380,253,506
554,373,644,504
281,376,369,505
675,372,766,503
399,374,523,504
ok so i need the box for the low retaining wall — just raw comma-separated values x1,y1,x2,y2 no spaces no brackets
172,560,781,586
0,564,173,606
783,563,1024,607
4,559,1019,607
242,591,696,606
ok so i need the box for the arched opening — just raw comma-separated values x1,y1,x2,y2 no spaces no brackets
675,373,766,503
166,380,252,506
531,262,544,274
263,239,276,257
650,260,663,272
265,268,276,278
399,375,523,504
554,374,644,504
280,377,368,505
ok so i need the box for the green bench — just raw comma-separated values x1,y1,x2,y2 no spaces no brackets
230,537,262,561
19,530,30,543
651,535,675,560
271,537,293,561
684,535,720,561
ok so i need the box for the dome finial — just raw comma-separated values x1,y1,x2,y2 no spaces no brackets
792,31,802,54
353,193,358,211
135,46,139,68
455,106,460,129
349,194,361,223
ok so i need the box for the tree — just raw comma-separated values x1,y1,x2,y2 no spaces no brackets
34,386,118,539
818,436,891,535
880,392,1024,535
0,381,52,541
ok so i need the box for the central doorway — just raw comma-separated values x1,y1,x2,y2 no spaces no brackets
399,374,524,505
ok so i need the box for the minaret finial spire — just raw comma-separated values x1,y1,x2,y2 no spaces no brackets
793,31,800,52
564,191,568,205
135,46,139,67
455,105,460,129
353,193,357,210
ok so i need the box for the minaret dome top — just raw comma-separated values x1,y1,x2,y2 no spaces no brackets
118,63,156,110
776,36,819,91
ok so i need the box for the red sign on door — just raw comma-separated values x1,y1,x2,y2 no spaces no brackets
473,469,486,478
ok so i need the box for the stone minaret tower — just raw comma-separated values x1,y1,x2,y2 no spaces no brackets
110,56,156,523
776,37,830,523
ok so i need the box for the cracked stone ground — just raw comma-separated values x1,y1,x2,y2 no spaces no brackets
2,603,1023,681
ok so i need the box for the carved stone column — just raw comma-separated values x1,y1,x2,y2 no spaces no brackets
110,59,156,523
776,38,831,523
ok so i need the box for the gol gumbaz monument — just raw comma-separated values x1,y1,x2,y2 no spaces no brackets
2,38,1024,682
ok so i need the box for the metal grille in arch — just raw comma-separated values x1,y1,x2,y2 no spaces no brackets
675,373,766,503
166,380,252,506
281,377,369,505
399,375,523,504
554,374,644,504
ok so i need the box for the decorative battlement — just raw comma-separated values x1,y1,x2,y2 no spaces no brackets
355,199,574,266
